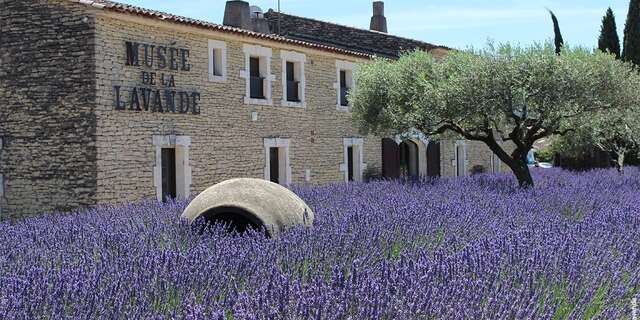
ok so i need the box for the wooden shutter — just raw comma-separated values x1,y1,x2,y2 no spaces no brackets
382,138,400,178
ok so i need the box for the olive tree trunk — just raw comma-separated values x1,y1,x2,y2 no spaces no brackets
615,151,625,174
484,137,535,188
508,161,534,188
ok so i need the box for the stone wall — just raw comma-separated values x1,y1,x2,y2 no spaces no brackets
0,1,503,216
93,12,383,205
440,140,505,177
0,0,97,217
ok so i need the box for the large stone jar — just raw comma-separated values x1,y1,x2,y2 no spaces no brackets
181,178,314,236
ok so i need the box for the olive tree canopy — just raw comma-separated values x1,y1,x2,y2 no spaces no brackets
561,68,640,173
350,43,639,187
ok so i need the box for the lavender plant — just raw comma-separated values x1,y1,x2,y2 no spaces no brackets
1,168,639,319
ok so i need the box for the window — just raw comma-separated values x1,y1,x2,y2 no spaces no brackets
286,62,298,101
242,44,274,105
341,138,365,182
335,60,356,111
208,40,227,82
280,50,306,107
153,135,192,202
340,71,348,106
250,57,264,99
264,138,291,185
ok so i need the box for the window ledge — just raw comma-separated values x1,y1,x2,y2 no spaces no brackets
208,74,226,82
336,105,351,112
282,100,306,108
245,97,273,106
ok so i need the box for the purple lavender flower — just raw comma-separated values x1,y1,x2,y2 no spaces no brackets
0,168,638,319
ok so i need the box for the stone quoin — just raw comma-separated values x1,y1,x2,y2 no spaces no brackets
0,0,504,217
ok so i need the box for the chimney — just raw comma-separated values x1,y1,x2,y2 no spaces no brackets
223,1,251,30
370,1,387,33
250,5,270,33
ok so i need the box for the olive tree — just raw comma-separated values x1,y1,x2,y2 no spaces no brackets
565,69,640,173
350,43,636,187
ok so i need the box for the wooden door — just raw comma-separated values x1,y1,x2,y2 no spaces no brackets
427,142,441,177
347,146,354,181
382,138,400,178
161,148,177,202
269,147,280,184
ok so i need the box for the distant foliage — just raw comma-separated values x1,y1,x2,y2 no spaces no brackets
558,60,640,173
623,0,640,65
598,8,622,59
1,169,639,319
350,43,638,187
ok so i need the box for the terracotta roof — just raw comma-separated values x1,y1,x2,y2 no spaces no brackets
69,0,373,58
264,11,451,59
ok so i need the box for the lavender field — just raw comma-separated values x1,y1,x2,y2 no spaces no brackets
1,169,639,319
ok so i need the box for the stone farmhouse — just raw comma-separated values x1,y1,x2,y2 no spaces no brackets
0,0,503,217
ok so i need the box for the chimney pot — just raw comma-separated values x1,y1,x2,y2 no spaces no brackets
373,1,384,16
370,1,388,33
223,1,251,30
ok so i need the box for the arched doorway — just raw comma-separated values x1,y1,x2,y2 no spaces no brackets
400,140,420,177
382,136,433,179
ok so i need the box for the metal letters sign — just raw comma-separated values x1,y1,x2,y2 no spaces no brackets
114,41,201,115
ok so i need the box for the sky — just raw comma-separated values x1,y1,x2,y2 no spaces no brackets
117,0,632,50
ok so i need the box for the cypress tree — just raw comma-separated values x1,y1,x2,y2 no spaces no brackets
623,0,640,64
548,10,564,55
598,8,621,59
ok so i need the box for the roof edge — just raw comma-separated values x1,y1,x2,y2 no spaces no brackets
264,9,452,52
68,0,375,59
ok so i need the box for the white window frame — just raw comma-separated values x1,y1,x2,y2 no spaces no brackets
208,40,227,82
263,138,292,186
241,44,274,106
280,50,306,108
454,140,468,177
334,60,356,112
340,137,366,182
153,135,192,201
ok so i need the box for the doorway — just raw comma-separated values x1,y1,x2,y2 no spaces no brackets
264,138,291,186
343,138,363,182
161,148,177,202
347,146,355,181
427,142,441,177
269,147,280,184
400,140,420,177
456,142,466,177
382,138,400,178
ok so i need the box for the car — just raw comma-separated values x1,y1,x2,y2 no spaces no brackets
527,150,553,169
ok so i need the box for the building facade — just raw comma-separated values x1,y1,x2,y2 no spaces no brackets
0,0,502,217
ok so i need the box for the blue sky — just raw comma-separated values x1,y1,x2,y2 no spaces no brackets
118,0,631,49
